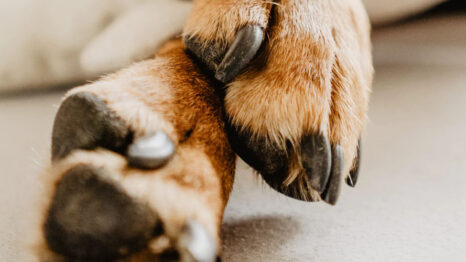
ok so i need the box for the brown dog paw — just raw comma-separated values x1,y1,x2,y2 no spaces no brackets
185,0,373,203
44,164,159,260
36,41,235,261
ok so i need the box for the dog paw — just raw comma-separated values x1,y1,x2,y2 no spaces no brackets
44,163,159,259
187,0,373,204
36,42,235,261
183,0,272,83
43,150,223,262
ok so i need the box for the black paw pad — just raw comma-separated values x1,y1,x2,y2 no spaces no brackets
52,92,130,161
44,165,158,260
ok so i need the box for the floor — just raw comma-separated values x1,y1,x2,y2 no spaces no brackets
1,14,465,262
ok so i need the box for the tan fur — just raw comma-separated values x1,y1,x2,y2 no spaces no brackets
34,41,236,260
184,0,373,199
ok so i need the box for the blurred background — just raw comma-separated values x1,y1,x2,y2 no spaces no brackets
1,0,465,261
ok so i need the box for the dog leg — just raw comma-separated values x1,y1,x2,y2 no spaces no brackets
35,41,235,261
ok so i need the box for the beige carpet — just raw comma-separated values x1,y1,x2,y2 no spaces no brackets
1,14,465,262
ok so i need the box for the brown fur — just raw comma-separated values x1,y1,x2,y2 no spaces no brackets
34,0,373,258
33,40,236,260
184,0,373,200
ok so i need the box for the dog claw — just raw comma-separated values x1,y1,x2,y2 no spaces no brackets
301,134,331,193
127,131,175,169
185,36,225,73
226,123,289,189
185,25,264,84
346,139,361,187
215,25,264,83
322,145,344,205
177,220,217,262
44,165,158,260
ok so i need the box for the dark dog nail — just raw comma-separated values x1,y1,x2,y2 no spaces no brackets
301,134,331,193
127,131,175,169
322,145,344,205
51,92,130,161
346,139,361,187
184,36,225,73
185,25,264,84
226,123,289,188
44,165,158,260
215,25,264,83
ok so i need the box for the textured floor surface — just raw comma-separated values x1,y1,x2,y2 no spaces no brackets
1,14,465,262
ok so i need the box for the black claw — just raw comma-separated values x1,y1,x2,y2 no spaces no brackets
301,134,331,193
226,123,289,190
184,36,226,73
51,92,131,161
185,25,264,84
215,25,264,83
346,139,361,187
127,131,175,169
44,165,158,260
322,145,344,205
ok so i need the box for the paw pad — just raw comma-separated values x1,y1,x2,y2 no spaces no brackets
44,165,158,260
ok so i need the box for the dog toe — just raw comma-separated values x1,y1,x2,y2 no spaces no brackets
44,165,158,260
52,92,130,161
